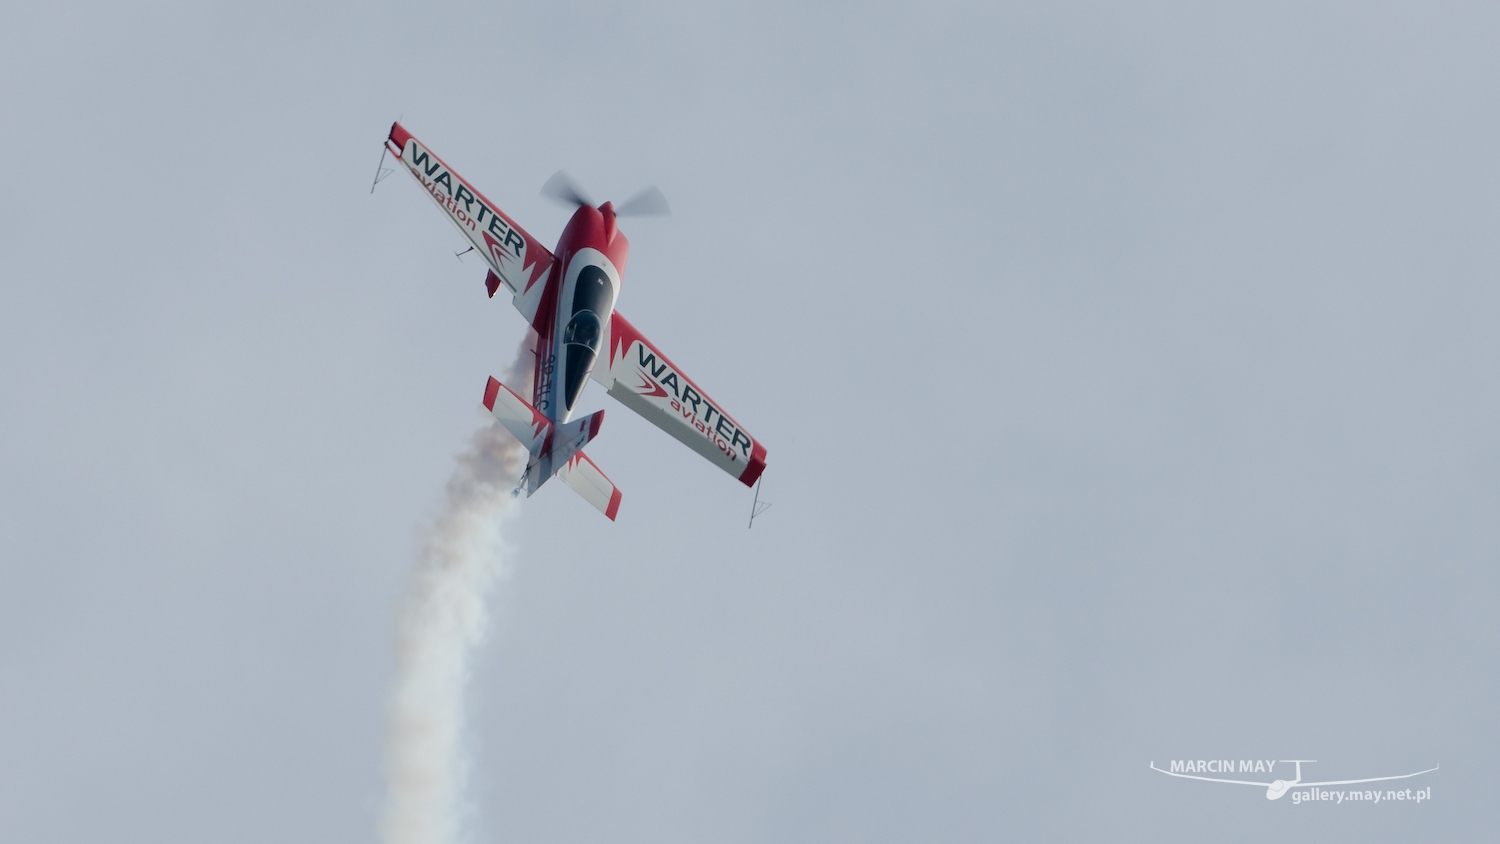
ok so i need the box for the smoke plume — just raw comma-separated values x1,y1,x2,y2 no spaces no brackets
382,342,533,844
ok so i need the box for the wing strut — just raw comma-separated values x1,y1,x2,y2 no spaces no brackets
748,476,772,529
369,144,394,193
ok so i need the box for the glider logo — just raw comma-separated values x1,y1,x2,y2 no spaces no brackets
1151,759,1438,803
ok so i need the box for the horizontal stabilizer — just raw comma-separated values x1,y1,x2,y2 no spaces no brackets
523,409,604,495
482,376,548,454
558,450,622,521
481,376,608,506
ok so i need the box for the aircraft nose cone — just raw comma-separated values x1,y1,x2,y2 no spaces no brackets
1266,780,1290,800
598,201,618,242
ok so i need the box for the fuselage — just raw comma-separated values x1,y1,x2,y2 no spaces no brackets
533,201,629,424
385,121,767,517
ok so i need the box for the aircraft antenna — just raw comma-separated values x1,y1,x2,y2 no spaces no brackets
748,476,772,528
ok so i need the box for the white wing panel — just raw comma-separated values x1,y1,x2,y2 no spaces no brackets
592,311,766,486
386,123,555,298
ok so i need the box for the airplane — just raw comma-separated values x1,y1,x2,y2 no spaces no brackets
378,123,766,521
1149,759,1439,800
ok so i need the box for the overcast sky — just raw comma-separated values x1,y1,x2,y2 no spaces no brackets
2,1,1497,841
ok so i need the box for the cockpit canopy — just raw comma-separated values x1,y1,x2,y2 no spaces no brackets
561,265,616,413
563,309,602,351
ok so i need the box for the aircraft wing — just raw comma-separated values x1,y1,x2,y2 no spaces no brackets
593,311,766,487
385,123,555,301
1300,766,1440,787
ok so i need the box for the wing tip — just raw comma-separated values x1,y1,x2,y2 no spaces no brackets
605,486,623,521
482,376,501,411
739,442,767,487
388,121,412,151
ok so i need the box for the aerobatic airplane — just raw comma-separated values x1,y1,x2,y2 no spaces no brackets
380,122,766,521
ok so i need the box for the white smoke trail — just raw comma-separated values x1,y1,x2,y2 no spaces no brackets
382,343,533,844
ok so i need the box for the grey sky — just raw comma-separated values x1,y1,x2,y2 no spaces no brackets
2,1,1497,841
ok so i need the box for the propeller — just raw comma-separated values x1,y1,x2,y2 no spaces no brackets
616,185,670,217
540,170,593,208
540,171,670,217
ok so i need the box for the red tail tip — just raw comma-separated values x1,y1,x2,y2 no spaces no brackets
482,376,501,411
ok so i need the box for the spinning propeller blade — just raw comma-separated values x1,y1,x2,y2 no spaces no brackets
542,172,670,217
541,170,593,208
617,186,671,217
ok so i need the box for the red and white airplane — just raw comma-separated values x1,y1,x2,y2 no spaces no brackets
381,122,766,521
